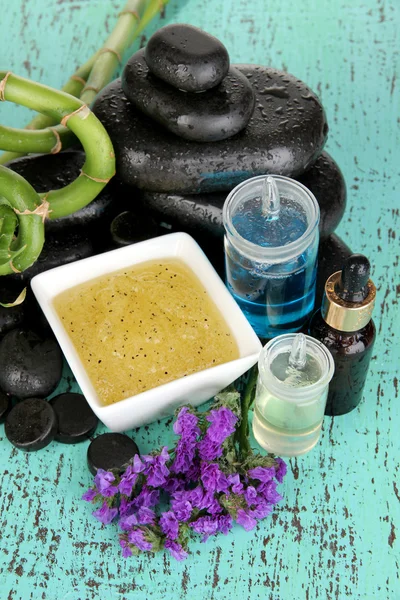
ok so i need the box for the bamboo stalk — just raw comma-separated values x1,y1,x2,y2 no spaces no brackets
0,166,45,275
0,52,97,165
80,0,151,106
0,71,115,274
0,123,75,154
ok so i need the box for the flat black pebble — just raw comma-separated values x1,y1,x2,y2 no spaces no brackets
50,392,98,444
0,389,11,423
110,210,159,247
144,23,230,92
5,397,57,451
93,64,327,193
87,433,139,475
122,50,254,142
0,329,63,399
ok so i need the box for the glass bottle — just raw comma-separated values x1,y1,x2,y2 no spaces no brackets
308,254,376,416
223,175,320,339
252,333,335,457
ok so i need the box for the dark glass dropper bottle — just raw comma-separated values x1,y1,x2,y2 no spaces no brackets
308,254,376,416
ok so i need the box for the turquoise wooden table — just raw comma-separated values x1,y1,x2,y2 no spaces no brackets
1,1,399,598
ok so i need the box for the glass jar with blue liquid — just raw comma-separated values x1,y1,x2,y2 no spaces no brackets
223,175,319,339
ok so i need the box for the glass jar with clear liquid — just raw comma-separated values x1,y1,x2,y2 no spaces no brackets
252,333,335,457
223,175,319,339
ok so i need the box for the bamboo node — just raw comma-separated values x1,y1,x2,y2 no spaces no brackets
14,198,51,223
61,103,90,128
118,9,140,20
0,71,12,102
83,85,100,93
70,75,86,86
80,169,115,184
9,259,21,274
98,47,122,64
50,127,62,154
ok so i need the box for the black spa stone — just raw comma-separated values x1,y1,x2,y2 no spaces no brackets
93,65,327,193
5,397,57,451
87,433,140,475
144,23,230,92
316,233,353,307
50,392,98,444
0,280,25,337
297,152,346,238
122,50,253,142
0,389,11,423
110,210,159,247
139,151,347,241
0,329,63,399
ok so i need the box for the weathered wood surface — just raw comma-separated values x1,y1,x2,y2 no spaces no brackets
0,1,399,598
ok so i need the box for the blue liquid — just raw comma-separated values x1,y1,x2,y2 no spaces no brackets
226,251,317,338
226,202,317,338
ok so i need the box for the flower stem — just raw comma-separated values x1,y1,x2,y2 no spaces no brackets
236,365,259,459
0,52,97,165
80,0,160,106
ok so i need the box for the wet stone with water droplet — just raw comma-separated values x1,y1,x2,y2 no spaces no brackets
138,151,346,241
144,23,230,92
122,49,255,142
93,64,328,193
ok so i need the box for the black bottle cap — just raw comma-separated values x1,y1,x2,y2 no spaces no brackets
87,433,140,475
5,398,57,451
50,392,98,444
335,254,371,303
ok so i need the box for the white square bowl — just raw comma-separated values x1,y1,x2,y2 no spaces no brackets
31,232,262,432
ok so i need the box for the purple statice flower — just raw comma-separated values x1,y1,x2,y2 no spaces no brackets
119,496,136,517
133,486,160,509
206,407,238,444
275,457,287,483
82,488,97,502
244,485,258,507
137,506,156,525
93,501,118,525
119,455,145,496
190,516,220,541
94,469,119,498
171,499,192,522
185,460,201,482
248,500,273,520
187,485,204,507
198,491,223,516
143,447,170,487
172,438,197,475
248,466,276,483
227,473,244,495
119,538,133,558
198,437,223,462
164,539,188,561
236,509,257,531
159,511,179,540
119,513,138,531
258,480,282,505
218,514,233,535
173,407,200,438
201,462,229,493
164,476,186,494
128,528,152,551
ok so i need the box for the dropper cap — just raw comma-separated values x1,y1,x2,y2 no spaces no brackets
321,254,376,332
